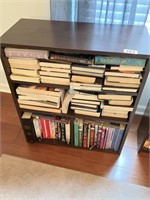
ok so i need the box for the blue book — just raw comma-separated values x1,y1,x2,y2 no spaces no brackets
111,127,119,150
114,126,125,152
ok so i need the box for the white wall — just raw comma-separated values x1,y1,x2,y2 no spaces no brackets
0,1,149,114
0,0,50,92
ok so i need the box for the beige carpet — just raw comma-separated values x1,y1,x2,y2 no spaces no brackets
0,154,149,200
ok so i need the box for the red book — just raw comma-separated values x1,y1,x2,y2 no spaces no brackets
99,126,106,149
82,123,88,148
40,118,47,138
45,119,51,139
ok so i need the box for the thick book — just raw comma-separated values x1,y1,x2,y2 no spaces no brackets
101,111,128,119
71,75,96,84
95,56,146,66
5,48,49,59
11,68,40,77
62,91,74,114
39,62,70,69
10,74,40,83
109,99,133,106
104,79,140,88
74,109,100,117
32,116,42,140
98,94,132,101
104,71,142,78
111,66,144,72
102,105,133,112
106,76,141,84
17,85,64,97
9,57,39,65
10,63,40,70
40,76,70,85
19,104,61,113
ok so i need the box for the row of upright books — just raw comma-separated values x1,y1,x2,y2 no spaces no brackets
74,118,126,151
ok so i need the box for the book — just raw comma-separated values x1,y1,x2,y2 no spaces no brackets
71,75,96,84
32,116,42,140
5,48,49,59
99,126,106,149
97,125,102,148
40,76,70,85
105,127,113,149
17,85,64,97
19,104,61,113
65,121,70,144
104,71,142,78
102,87,138,93
39,62,70,69
109,99,133,106
72,64,105,73
114,125,126,152
104,79,140,88
72,70,104,77
18,99,59,108
111,127,120,149
10,74,40,83
98,94,132,101
102,105,133,112
106,76,141,84
50,53,93,65
74,110,100,117
74,118,79,146
39,71,70,78
83,123,88,148
8,57,39,65
71,99,101,105
101,111,128,119
11,68,40,77
111,66,144,72
73,92,99,101
71,106,98,112
9,63,40,70
87,123,91,148
70,82,102,92
78,119,84,147
95,56,146,66
62,91,74,114
71,102,99,109
90,124,95,148
41,67,70,73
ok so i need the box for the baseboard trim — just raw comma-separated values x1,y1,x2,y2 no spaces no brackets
136,105,146,115
0,83,11,93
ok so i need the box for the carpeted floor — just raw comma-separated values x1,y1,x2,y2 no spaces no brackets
0,154,149,200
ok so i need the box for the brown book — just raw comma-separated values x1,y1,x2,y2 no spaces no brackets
102,105,133,112
9,57,38,65
104,79,140,88
39,62,70,69
101,111,128,119
10,74,40,83
105,71,142,78
111,65,144,72
102,87,138,93
109,99,133,106
40,76,70,85
41,67,70,73
39,71,70,78
11,68,40,77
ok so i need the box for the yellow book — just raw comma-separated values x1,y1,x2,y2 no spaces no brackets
71,75,95,83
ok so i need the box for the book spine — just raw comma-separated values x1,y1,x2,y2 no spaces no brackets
61,122,66,142
74,119,79,146
97,125,102,148
114,129,125,152
78,120,83,147
83,123,88,148
90,124,95,148
65,122,70,144
87,123,91,148
57,122,62,140
94,124,98,146
111,128,119,149
40,118,47,138
99,127,106,149
32,116,42,141
45,119,51,139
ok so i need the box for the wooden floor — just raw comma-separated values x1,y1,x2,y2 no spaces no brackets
0,92,149,187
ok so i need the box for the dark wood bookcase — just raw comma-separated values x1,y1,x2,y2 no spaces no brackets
137,99,150,153
1,18,150,154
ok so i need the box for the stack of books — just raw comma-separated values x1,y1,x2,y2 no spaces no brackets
16,85,65,113
74,118,125,152
32,114,70,144
8,57,40,83
95,56,146,93
99,94,133,119
5,47,49,83
39,61,71,85
70,91,101,117
71,63,105,92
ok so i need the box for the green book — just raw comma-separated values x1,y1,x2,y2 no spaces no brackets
95,56,146,66
78,119,84,147
74,118,79,146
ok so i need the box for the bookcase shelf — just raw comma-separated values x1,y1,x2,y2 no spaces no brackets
1,19,150,155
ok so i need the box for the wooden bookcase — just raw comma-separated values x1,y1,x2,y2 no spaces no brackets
137,100,150,153
0,19,150,154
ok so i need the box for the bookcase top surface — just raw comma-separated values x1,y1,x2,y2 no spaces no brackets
1,18,150,57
